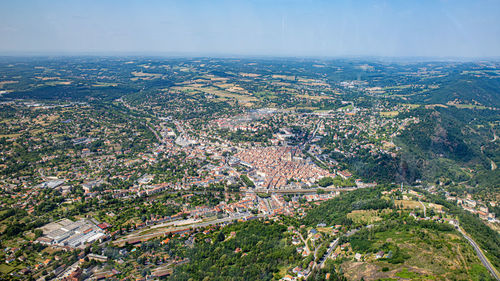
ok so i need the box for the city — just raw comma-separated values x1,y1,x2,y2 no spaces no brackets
0,1,500,280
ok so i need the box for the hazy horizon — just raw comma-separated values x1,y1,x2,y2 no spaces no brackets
1,0,500,58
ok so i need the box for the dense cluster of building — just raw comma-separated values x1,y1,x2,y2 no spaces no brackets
234,146,332,189
36,219,108,249
446,193,498,223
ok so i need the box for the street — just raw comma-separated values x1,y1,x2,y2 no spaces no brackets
458,227,500,281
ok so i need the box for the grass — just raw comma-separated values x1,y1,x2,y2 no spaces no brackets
92,82,118,87
44,81,72,86
382,85,412,90
347,209,386,224
380,111,399,117
0,133,21,139
339,104,354,111
296,94,333,101
374,228,414,241
181,86,258,104
317,227,335,234
469,263,493,280
451,104,488,110
344,223,488,280
395,268,421,278
395,200,423,210
272,74,295,80
276,265,288,278
403,104,421,109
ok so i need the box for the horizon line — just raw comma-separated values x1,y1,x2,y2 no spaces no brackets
1,52,500,62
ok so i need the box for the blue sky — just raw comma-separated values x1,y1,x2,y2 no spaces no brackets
1,0,499,57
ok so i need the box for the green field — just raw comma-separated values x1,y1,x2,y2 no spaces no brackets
0,264,16,274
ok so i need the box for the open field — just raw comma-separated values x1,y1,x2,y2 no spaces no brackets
0,81,18,88
379,111,399,117
130,71,162,80
296,94,334,101
239,73,261,77
0,264,14,274
347,209,389,224
180,86,258,105
0,134,21,139
395,200,444,212
395,199,423,209
272,74,295,80
342,228,492,281
450,104,489,110
92,82,118,87
44,81,72,86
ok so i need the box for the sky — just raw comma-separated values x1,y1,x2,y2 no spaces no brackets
1,0,500,58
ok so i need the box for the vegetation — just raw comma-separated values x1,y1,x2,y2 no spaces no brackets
0,57,498,280
240,174,255,188
171,220,300,280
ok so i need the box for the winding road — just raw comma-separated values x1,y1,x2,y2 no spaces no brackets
458,226,500,281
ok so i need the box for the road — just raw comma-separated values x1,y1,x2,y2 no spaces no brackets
299,118,323,150
318,238,339,268
146,122,163,143
418,199,427,217
457,227,500,281
53,260,81,280
298,232,311,256
306,226,365,279
250,187,355,195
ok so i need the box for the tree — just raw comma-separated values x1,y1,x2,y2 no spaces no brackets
318,177,334,187
217,231,225,242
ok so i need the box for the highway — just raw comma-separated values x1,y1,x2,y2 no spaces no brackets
457,227,500,281
114,213,264,246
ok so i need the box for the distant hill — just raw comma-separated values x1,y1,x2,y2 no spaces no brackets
395,107,500,190
413,75,500,107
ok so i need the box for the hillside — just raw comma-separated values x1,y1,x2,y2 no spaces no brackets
395,107,500,192
304,187,497,281
413,75,500,108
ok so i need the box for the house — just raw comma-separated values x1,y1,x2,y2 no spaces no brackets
87,253,108,262
97,222,111,230
385,251,393,259
337,170,352,179
19,268,30,275
280,275,296,281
